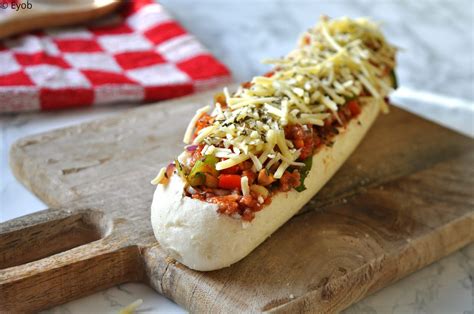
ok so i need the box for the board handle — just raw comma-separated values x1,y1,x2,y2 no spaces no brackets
0,208,145,313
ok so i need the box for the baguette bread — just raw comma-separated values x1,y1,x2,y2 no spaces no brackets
150,16,397,271
151,97,380,271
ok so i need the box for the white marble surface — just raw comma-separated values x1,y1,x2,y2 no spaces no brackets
1,0,473,313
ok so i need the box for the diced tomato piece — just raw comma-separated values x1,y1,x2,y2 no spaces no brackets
303,35,311,45
264,71,274,77
218,174,242,190
241,81,252,88
220,164,240,174
347,100,361,116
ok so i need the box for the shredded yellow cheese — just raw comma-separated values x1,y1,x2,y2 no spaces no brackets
150,167,166,185
119,299,143,314
155,16,396,181
183,105,210,144
192,125,217,145
274,161,289,179
215,154,250,171
241,176,250,196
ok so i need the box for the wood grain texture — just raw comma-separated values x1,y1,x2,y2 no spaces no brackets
0,209,104,269
2,87,473,313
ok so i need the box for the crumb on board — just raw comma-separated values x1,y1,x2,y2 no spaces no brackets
166,256,177,264
119,299,143,314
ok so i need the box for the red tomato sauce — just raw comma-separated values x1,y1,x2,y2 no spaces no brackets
185,98,364,221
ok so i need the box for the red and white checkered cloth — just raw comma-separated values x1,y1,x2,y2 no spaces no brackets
0,0,231,113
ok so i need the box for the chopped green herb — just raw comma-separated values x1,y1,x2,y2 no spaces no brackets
390,70,398,89
188,155,219,187
188,172,206,186
174,159,186,179
295,156,313,192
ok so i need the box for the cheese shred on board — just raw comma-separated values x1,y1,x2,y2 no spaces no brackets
151,16,397,222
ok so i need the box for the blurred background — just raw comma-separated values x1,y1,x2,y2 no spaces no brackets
1,0,473,313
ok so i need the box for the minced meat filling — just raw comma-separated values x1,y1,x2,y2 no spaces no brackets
151,17,397,222
183,99,363,221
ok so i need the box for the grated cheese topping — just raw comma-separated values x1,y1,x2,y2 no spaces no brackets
179,16,396,175
150,167,167,185
119,299,143,314
183,105,211,144
241,176,250,196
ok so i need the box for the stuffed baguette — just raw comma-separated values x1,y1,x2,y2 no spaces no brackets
151,16,397,271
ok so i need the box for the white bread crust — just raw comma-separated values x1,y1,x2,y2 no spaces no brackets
151,100,380,271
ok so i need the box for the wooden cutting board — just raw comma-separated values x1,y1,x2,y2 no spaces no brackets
1,87,473,313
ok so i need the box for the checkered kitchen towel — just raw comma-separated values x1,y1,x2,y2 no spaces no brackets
0,0,231,112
